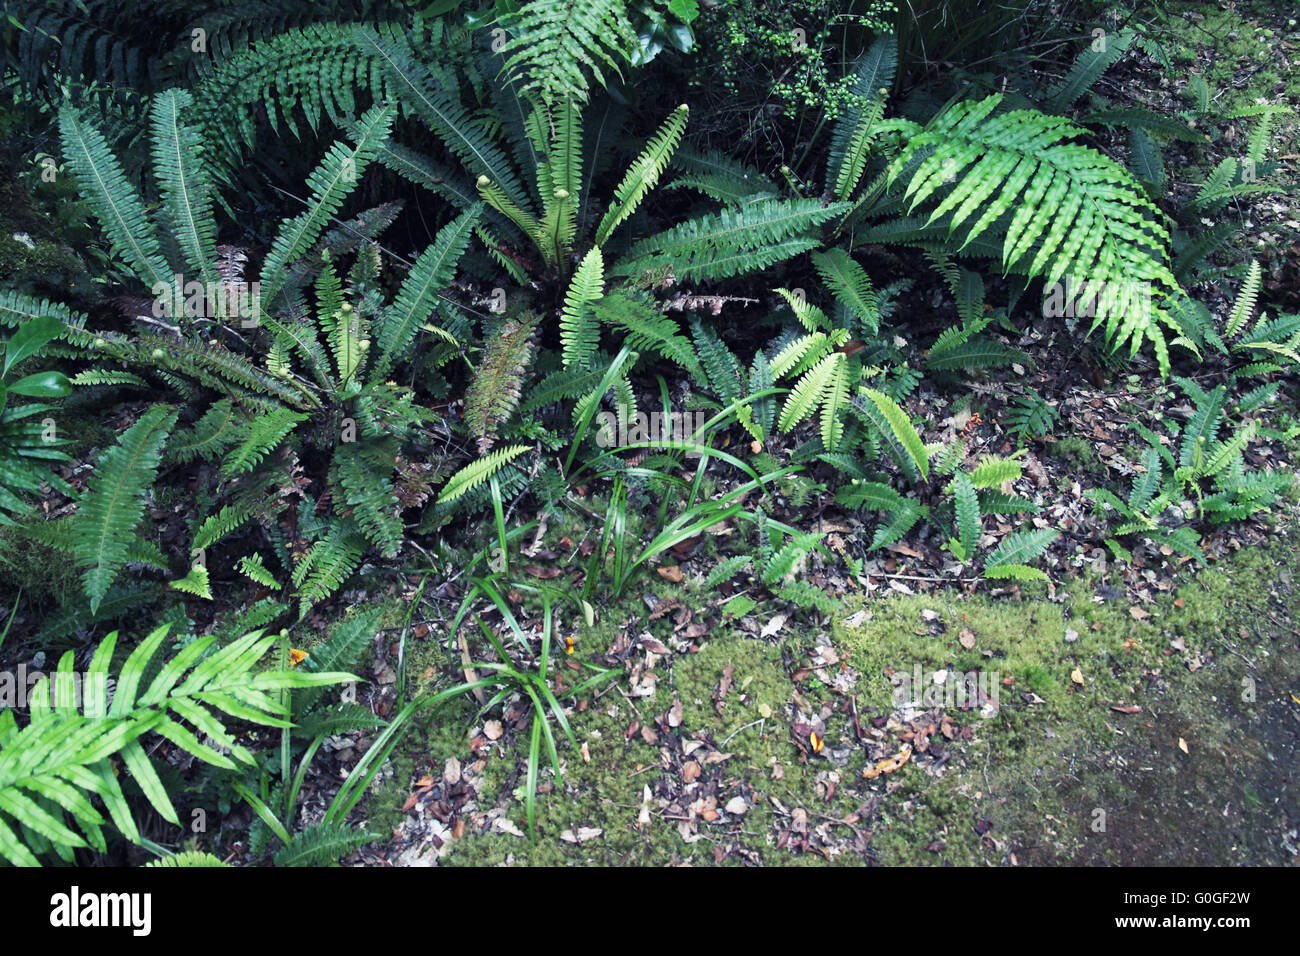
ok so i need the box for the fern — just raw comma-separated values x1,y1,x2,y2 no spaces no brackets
438,445,530,505
150,89,219,288
0,624,355,866
496,0,638,105
862,389,929,481
983,528,1059,579
372,207,480,378
826,34,897,202
1044,31,1134,112
592,104,689,247
466,316,538,452
258,103,396,309
950,473,981,563
70,405,177,613
889,94,1182,373
273,821,378,867
560,248,606,369
614,199,849,283
58,106,173,291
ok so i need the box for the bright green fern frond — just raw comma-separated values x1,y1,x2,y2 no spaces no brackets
438,445,530,505
593,104,688,248
614,199,848,283
951,472,980,561
593,293,705,386
1225,260,1261,338
59,106,173,291
892,94,1181,372
150,89,218,287
497,0,638,105
332,451,402,558
373,206,480,379
73,406,178,613
811,248,879,333
560,247,605,369
862,388,929,481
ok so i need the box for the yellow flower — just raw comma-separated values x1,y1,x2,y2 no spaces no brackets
289,648,308,666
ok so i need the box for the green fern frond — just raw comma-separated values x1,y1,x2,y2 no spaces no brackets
466,316,538,452
862,389,929,481
1225,260,1262,338
147,851,230,867
238,553,281,589
669,146,778,205
614,199,848,283
560,247,605,368
59,106,173,291
826,33,897,201
0,623,354,865
273,821,378,866
892,93,1181,372
952,473,980,560
438,445,530,505
73,406,177,613
220,407,308,478
170,565,212,600
593,104,688,247
593,293,705,385
983,528,1058,572
968,454,1023,488
150,89,218,287
497,0,638,105
1044,30,1133,112
812,248,879,333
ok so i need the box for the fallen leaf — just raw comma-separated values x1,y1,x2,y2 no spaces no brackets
1110,704,1142,715
657,565,684,583
1178,737,1189,755
560,827,602,843
483,720,503,741
959,628,976,649
1071,668,1085,686
761,613,787,638
1129,606,1151,620
682,761,701,783
443,756,461,786
724,796,748,815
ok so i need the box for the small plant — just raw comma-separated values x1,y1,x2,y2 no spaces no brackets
0,623,355,866
1005,390,1060,442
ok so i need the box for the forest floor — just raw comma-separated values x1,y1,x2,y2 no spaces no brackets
322,1,1300,867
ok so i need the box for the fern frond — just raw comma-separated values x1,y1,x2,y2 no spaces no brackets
983,528,1058,572
73,406,177,612
466,316,538,452
497,0,638,105
826,33,897,201
220,407,308,478
438,445,530,505
1044,31,1133,112
273,821,378,866
892,94,1181,372
258,103,396,308
951,473,980,561
614,199,848,283
150,89,218,287
812,248,879,333
592,104,688,247
560,247,605,369
59,106,173,291
862,389,929,481
1225,260,1261,338
333,451,402,558
594,293,705,385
